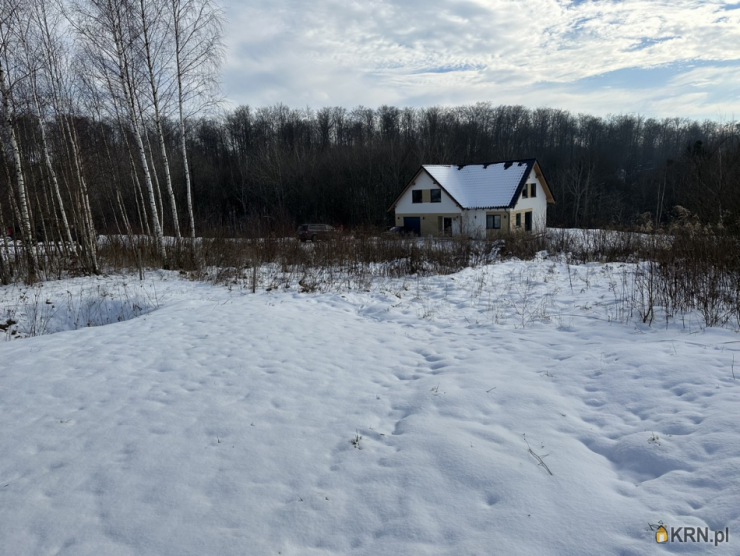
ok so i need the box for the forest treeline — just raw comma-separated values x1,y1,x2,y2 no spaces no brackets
1,0,739,283
188,103,740,232
8,101,740,250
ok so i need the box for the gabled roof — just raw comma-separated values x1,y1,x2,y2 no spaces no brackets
389,159,555,211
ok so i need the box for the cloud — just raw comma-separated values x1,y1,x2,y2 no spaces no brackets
221,0,740,119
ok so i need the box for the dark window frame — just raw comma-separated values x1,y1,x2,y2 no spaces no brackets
515,213,521,228
412,190,422,203
430,189,441,203
486,214,501,230
522,185,528,199
531,183,537,197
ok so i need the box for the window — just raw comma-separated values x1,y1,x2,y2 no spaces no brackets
412,190,422,203
515,213,521,228
530,183,536,197
486,214,501,229
522,184,528,198
430,189,441,203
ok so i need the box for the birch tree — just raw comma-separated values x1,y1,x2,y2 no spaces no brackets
34,0,100,273
70,0,167,266
0,0,38,281
22,4,75,251
168,0,223,238
136,0,181,237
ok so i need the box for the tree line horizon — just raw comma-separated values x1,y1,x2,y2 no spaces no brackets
9,101,740,242
181,102,740,233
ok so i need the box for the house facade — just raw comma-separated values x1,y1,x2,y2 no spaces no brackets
389,159,555,238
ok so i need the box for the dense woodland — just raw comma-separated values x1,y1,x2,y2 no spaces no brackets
188,104,740,232
1,0,740,282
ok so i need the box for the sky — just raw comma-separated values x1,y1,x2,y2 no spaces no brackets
221,0,740,120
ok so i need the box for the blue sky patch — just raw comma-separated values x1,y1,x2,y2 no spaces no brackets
580,64,687,90
417,63,487,74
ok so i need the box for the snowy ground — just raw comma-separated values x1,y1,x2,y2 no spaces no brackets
1,258,738,555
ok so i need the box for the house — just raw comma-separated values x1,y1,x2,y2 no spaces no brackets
388,159,555,238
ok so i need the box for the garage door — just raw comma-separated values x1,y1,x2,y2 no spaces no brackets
403,217,421,236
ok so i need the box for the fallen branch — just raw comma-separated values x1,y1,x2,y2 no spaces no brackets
524,434,553,476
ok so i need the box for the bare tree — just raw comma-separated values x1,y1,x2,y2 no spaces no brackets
69,0,167,265
23,2,75,253
168,0,223,238
0,0,38,281
33,0,100,273
563,155,598,227
136,0,181,237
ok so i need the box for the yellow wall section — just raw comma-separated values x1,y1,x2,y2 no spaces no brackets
510,210,535,231
396,213,460,236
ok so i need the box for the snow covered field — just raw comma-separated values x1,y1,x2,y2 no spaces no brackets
1,258,738,555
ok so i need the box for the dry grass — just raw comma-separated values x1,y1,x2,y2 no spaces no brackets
3,222,739,329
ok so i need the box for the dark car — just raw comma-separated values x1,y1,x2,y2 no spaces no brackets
297,223,336,242
385,226,417,237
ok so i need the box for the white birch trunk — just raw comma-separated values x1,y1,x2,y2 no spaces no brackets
33,1,99,272
0,58,37,280
110,11,167,266
31,82,75,249
133,169,150,236
139,0,181,237
117,189,134,236
178,78,196,239
111,101,151,236
0,197,10,283
139,116,165,228
61,113,99,273
172,0,196,238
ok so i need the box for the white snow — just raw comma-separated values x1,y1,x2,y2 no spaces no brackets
423,161,531,208
1,259,738,555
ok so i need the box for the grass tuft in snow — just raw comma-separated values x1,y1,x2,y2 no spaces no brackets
1,279,160,339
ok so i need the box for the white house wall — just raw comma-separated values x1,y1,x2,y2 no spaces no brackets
462,209,487,238
394,171,460,214
511,169,548,231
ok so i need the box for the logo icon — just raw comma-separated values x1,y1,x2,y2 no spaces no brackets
656,526,668,543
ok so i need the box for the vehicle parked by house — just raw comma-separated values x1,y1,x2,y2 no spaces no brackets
384,225,418,237
297,223,336,242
